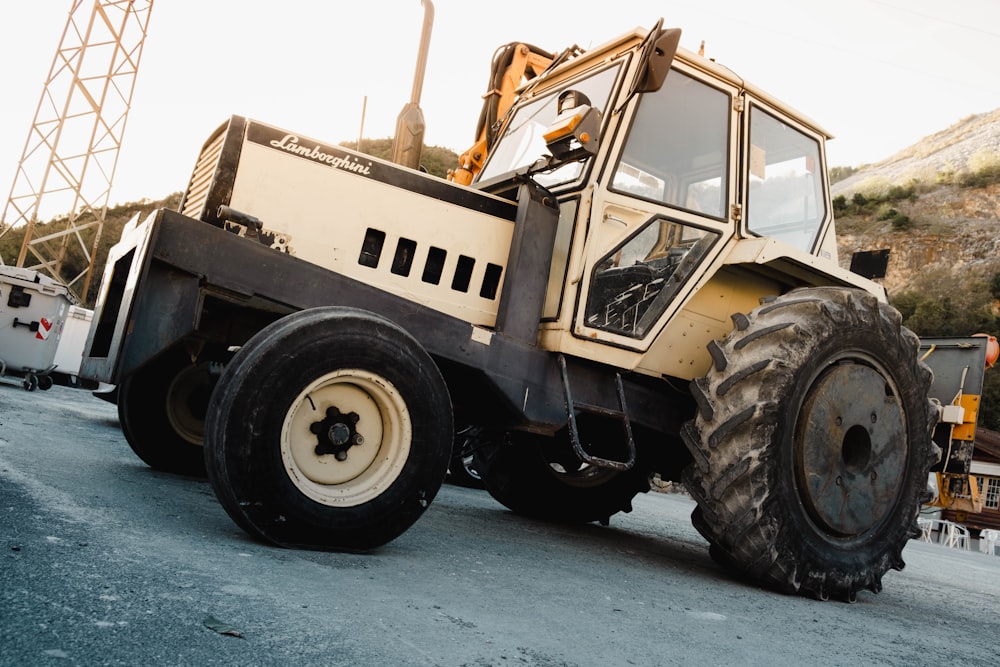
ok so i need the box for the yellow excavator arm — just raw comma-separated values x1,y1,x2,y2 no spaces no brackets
449,42,557,185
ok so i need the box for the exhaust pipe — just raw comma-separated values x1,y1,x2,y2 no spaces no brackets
391,0,434,169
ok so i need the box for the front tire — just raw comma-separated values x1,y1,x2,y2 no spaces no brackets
204,307,453,550
682,287,939,601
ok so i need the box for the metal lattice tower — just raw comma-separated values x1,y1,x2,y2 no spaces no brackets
0,0,153,303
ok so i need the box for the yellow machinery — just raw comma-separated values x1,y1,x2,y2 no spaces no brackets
922,334,998,514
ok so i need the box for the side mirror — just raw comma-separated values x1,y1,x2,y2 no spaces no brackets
629,19,682,96
639,28,681,93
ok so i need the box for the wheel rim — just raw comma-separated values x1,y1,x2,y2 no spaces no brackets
281,369,411,507
547,461,618,488
165,363,213,446
460,453,481,481
794,360,907,539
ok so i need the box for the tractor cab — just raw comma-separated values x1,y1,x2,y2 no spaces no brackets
475,24,866,381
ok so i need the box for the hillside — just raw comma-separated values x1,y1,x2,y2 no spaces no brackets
832,110,1000,430
835,182,1000,295
0,193,182,305
833,108,1000,196
831,108,1000,297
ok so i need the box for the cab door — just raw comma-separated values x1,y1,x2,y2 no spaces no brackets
571,63,740,353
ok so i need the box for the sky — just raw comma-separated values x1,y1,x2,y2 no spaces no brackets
2,0,1000,217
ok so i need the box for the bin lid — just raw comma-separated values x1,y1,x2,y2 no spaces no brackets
0,266,73,299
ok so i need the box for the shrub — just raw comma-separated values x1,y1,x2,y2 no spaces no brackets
876,205,899,221
959,163,1000,189
828,165,857,184
890,214,912,230
991,272,1000,300
885,182,917,202
832,195,848,214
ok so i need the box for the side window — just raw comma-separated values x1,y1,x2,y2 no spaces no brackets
612,70,729,219
746,107,826,252
585,219,718,337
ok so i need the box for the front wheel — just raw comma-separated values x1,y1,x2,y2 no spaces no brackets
204,307,453,550
682,287,939,601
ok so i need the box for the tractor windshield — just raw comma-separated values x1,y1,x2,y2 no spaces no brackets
477,64,622,187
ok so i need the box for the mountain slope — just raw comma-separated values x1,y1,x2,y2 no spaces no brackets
832,109,1000,296
833,108,1000,197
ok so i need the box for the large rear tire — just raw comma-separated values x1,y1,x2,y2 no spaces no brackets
204,307,453,550
117,346,217,476
682,287,939,601
475,419,651,525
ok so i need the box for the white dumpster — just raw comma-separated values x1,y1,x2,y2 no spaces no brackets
52,305,94,384
0,266,74,390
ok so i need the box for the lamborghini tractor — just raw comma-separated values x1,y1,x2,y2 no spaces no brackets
79,18,987,601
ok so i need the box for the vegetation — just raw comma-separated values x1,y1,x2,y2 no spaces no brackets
833,149,1000,236
835,153,1000,226
891,271,1000,431
828,165,858,184
1,193,181,307
831,147,1000,430
955,162,1000,188
339,138,459,180
832,181,918,231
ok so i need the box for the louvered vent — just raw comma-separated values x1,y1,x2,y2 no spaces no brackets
177,117,245,225
179,127,226,220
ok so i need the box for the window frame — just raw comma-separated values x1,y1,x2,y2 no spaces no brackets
985,476,1000,510
608,67,733,222
740,99,832,255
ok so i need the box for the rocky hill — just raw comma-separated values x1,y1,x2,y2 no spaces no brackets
833,108,1000,196
836,182,1000,295
832,109,1000,297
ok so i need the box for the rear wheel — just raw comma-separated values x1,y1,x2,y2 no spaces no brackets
204,307,453,550
682,287,938,601
117,347,218,475
475,418,651,525
445,426,485,489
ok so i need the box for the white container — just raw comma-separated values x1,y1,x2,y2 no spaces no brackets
0,267,73,377
52,305,93,378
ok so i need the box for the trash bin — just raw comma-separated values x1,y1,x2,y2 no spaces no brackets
52,304,94,386
0,266,74,391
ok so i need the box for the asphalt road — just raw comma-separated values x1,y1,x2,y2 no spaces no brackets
2,381,999,666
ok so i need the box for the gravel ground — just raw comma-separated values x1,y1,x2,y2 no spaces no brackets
2,381,999,666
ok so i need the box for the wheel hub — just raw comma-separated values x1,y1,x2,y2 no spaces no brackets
310,407,363,461
165,362,216,446
796,363,907,538
281,369,406,502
